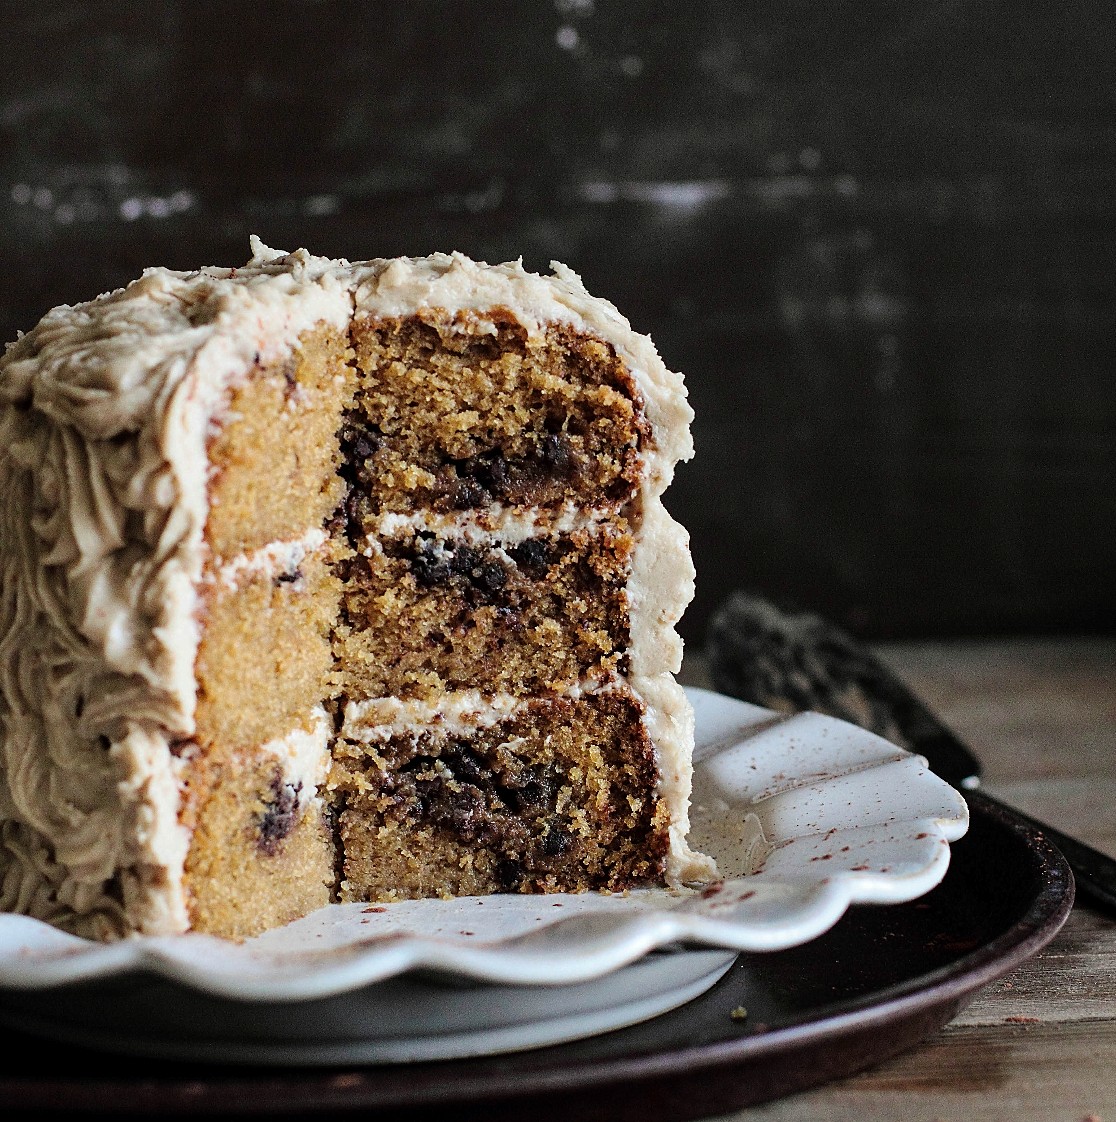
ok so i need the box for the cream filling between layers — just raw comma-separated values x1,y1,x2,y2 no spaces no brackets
341,691,527,742
368,504,611,545
258,706,332,809
205,528,328,590
339,674,627,744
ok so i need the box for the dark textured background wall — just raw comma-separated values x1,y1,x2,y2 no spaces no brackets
3,2,1114,639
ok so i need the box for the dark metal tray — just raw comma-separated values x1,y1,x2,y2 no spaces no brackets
0,796,1072,1120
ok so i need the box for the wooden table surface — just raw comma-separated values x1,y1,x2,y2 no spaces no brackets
683,636,1116,1122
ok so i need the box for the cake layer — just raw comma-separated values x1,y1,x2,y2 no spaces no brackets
0,245,354,939
332,525,632,700
206,323,353,559
179,762,331,937
342,313,650,518
180,713,334,940
329,690,669,901
195,542,339,752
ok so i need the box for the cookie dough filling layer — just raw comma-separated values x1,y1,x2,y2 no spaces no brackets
331,690,668,902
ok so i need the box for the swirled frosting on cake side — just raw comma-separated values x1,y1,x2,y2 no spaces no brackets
0,250,350,937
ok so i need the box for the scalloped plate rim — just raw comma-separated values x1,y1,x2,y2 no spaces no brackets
0,687,969,999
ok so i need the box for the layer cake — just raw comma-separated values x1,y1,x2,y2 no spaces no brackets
0,241,711,939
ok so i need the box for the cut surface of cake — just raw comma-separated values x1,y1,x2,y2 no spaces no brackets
0,240,712,940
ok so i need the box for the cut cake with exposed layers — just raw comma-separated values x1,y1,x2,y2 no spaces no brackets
0,240,713,940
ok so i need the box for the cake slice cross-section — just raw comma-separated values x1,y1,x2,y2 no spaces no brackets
0,241,712,940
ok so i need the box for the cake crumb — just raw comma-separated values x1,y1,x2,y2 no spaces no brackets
730,1006,748,1022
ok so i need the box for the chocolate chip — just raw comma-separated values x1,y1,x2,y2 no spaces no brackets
411,542,451,586
257,776,303,856
507,766,553,813
478,453,509,493
510,538,551,575
415,776,496,844
441,742,487,784
496,857,525,891
339,420,383,461
352,434,381,465
449,545,482,576
476,561,507,594
542,826,573,858
539,433,572,475
451,477,490,509
447,787,487,838
515,780,546,810
409,544,509,599
275,567,303,585
453,449,510,495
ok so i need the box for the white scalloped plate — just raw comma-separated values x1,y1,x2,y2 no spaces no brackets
0,688,968,1063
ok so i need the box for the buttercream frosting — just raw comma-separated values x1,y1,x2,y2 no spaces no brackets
0,246,351,936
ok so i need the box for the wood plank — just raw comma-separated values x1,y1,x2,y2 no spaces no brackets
874,638,1116,784
953,909,1116,1027
712,1021,1116,1121
988,778,1116,858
